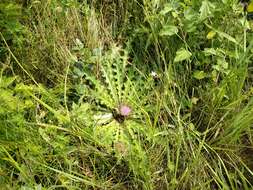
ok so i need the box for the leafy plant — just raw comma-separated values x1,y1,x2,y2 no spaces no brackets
1,0,253,189
70,44,160,187
0,1,26,59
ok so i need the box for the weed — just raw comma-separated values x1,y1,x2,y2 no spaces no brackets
1,0,253,189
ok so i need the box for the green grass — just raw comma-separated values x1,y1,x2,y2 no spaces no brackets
1,0,253,189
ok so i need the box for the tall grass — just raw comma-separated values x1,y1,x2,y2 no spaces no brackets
1,0,253,189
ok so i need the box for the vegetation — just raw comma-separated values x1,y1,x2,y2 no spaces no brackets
1,0,253,189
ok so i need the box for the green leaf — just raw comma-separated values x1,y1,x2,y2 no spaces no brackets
174,48,192,62
199,0,215,20
217,58,228,69
217,31,238,45
159,24,178,36
212,59,228,73
203,48,217,56
212,58,229,73
160,3,173,15
0,76,17,88
193,70,207,80
205,23,239,45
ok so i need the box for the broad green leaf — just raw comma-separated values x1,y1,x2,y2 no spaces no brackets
159,25,178,36
174,48,192,62
193,70,207,80
199,0,215,20
184,8,198,20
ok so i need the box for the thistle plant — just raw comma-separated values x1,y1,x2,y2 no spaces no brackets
70,44,157,185
74,45,149,134
72,44,155,121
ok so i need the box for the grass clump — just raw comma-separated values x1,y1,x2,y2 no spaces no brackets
1,0,253,189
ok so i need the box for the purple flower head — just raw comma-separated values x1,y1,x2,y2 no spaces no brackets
119,105,132,116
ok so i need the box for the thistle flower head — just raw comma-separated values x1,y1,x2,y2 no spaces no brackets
119,105,132,116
